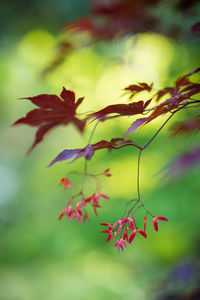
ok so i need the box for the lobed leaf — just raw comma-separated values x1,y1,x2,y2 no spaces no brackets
88,99,152,120
12,87,86,154
48,138,139,167
124,82,153,98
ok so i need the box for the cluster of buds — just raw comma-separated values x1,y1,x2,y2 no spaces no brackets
101,215,168,252
57,175,168,252
58,177,110,224
58,202,89,224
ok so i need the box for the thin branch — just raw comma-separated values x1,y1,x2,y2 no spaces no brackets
81,120,100,192
143,103,188,150
137,149,142,200
88,120,99,145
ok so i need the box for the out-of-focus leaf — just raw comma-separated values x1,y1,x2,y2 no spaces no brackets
171,116,200,135
190,22,200,36
124,82,153,99
166,146,200,176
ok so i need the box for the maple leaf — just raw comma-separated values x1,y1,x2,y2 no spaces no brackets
123,118,149,137
48,138,138,167
156,87,176,102
124,82,153,98
171,116,200,135
124,67,200,137
88,99,152,120
156,67,200,102
123,105,169,137
12,88,86,154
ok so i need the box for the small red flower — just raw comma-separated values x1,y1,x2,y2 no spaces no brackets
58,205,75,220
58,177,74,190
106,232,113,243
128,229,147,244
112,217,134,233
101,228,113,243
112,219,123,233
126,217,134,231
100,223,114,242
123,226,130,242
70,211,82,224
58,208,67,220
153,216,168,232
128,229,136,243
75,201,86,214
114,238,127,252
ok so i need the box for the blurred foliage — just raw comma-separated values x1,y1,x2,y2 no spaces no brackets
0,1,200,300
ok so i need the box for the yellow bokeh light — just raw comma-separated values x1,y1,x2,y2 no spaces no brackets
18,29,56,65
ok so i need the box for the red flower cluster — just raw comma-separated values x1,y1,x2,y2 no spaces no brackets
58,177,74,190
59,192,109,224
101,215,168,252
58,202,88,224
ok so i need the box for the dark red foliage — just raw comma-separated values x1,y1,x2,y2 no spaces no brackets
88,99,152,120
65,0,159,40
124,82,153,98
48,138,138,167
124,68,200,137
156,67,200,102
156,87,176,102
65,16,121,40
42,1,200,76
171,116,200,135
12,88,86,154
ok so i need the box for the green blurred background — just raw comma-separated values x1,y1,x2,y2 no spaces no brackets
0,1,200,299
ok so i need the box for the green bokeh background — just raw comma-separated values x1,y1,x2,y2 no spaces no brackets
0,1,200,299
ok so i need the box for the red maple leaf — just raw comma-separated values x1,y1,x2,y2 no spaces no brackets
48,138,138,167
124,82,153,98
12,87,86,154
88,99,152,120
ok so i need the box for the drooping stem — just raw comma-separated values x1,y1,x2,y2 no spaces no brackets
128,103,194,218
137,149,142,201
